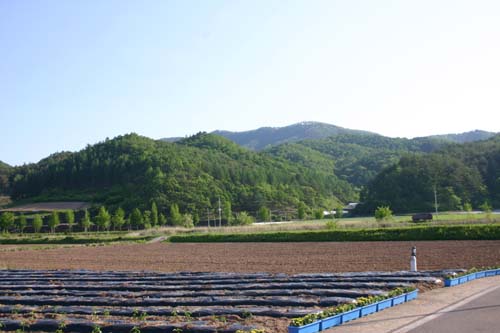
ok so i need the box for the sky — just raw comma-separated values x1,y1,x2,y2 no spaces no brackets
1,0,499,166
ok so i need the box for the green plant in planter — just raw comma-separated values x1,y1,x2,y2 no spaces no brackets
290,313,319,326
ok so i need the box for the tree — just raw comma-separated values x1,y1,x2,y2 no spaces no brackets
47,211,60,233
170,204,182,226
111,207,126,231
223,201,233,224
375,206,393,221
159,213,167,226
129,208,143,230
232,211,254,226
335,204,344,219
257,206,271,222
95,206,111,231
151,202,158,227
0,212,15,233
182,213,194,228
297,202,306,220
313,209,324,220
480,201,493,222
80,209,92,232
143,210,152,229
65,210,75,232
16,214,27,233
32,214,43,233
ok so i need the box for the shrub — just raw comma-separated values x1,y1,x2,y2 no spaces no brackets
375,206,393,221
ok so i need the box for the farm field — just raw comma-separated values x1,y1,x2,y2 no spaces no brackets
0,241,499,273
0,269,445,332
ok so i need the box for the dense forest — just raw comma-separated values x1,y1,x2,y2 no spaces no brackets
4,133,356,219
2,123,499,218
359,135,500,213
0,161,11,195
266,134,449,188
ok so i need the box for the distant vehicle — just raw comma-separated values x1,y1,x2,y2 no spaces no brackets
412,213,433,222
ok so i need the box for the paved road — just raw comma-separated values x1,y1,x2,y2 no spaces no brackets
324,275,500,333
408,284,500,333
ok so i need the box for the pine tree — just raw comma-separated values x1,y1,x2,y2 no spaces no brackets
223,201,233,224
159,213,167,226
151,202,158,227
143,210,152,229
170,203,182,226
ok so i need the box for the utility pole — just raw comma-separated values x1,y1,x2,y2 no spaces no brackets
218,197,222,227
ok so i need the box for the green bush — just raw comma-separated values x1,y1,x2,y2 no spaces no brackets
169,224,500,243
375,206,393,221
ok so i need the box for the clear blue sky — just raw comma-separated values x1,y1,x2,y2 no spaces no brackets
1,0,499,166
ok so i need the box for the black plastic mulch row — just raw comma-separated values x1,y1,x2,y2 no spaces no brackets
0,318,256,333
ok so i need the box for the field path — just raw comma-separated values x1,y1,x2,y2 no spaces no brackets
1,241,499,273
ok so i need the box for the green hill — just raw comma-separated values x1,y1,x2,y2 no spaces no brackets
8,133,356,218
207,121,374,150
0,160,12,195
266,134,449,188
427,130,496,144
359,135,500,213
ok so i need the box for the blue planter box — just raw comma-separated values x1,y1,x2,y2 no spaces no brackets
360,303,377,316
476,271,486,278
377,298,392,311
320,314,342,330
405,290,418,301
445,277,459,287
467,273,476,281
458,276,468,284
496,269,500,275
392,294,406,306
485,270,497,277
288,321,321,333
341,308,360,323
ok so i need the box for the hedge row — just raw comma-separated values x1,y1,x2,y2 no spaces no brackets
169,224,500,242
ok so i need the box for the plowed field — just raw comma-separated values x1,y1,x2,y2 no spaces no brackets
1,240,499,273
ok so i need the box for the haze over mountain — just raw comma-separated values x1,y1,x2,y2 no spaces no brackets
161,122,496,151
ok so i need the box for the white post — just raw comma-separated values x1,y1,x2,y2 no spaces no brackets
410,246,417,272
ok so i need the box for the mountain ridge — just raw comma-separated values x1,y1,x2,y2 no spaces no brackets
161,121,496,150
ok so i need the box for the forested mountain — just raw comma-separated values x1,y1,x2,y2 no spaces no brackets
0,161,12,195
199,121,374,150
7,133,356,218
359,135,500,213
427,130,496,144
162,122,494,152
266,134,448,188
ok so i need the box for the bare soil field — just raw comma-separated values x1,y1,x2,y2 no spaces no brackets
0,240,499,273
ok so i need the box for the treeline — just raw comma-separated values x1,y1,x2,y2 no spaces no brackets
0,200,303,234
0,161,11,195
359,135,500,213
4,133,356,219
